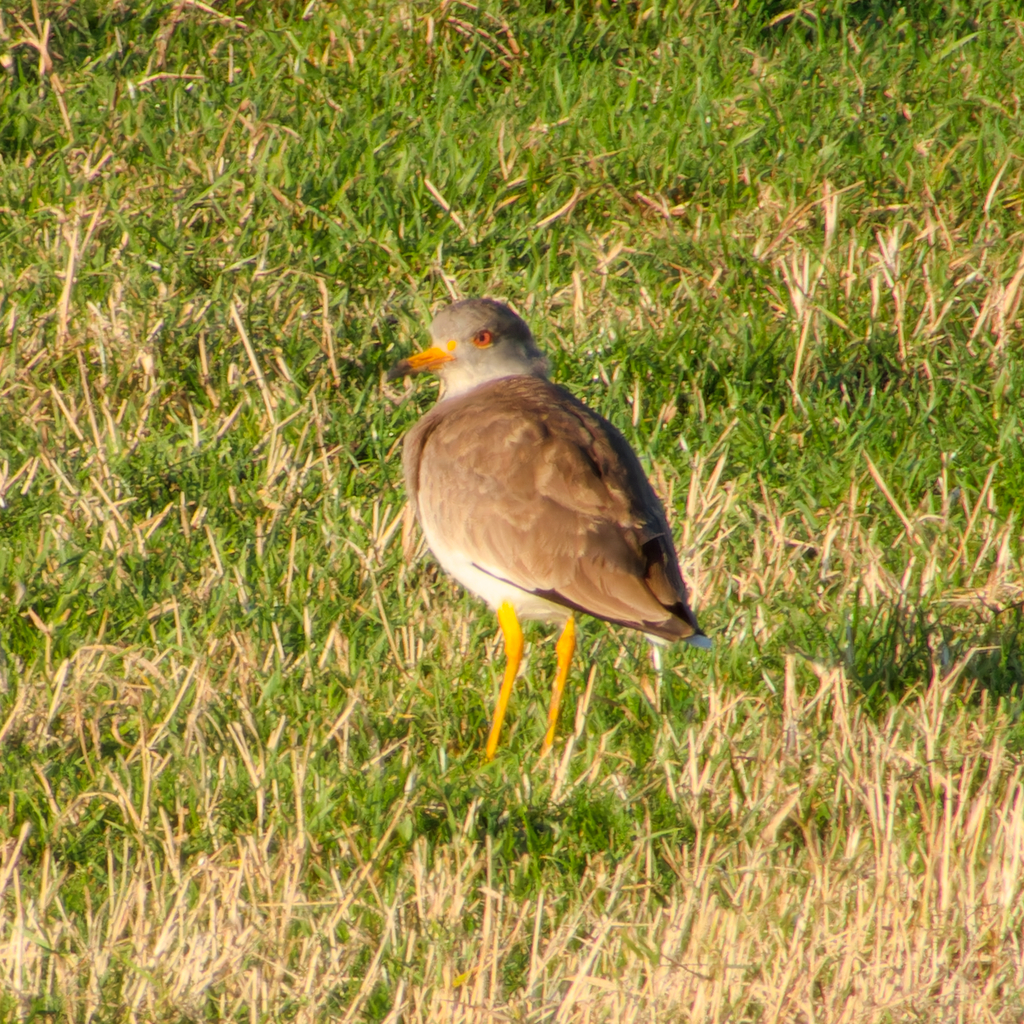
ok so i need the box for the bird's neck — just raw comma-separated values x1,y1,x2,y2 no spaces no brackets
439,366,546,399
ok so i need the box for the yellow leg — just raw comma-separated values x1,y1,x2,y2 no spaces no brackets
541,616,575,754
484,602,523,761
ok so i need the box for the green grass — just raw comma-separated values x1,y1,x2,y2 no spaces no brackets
2,1,1024,1020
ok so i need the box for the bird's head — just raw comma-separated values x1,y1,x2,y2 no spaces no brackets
387,298,548,397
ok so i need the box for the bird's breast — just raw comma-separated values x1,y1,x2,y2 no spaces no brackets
419,515,570,624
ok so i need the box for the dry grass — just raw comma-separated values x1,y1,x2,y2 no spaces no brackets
4,653,1023,1021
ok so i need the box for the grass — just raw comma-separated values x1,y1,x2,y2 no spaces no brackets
2,0,1024,1019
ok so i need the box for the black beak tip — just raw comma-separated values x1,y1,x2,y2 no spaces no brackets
386,359,411,382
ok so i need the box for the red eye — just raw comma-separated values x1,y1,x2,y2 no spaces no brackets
473,330,493,348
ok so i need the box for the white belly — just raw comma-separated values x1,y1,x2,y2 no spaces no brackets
422,520,570,624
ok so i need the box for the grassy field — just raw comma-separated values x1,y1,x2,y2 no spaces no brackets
2,0,1024,1020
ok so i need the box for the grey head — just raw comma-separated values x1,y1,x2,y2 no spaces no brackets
388,298,549,397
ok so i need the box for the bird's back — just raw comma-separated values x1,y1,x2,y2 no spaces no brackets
403,375,703,642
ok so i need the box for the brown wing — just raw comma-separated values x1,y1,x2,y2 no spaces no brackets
404,376,703,641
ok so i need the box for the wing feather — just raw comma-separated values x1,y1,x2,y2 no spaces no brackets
405,376,703,640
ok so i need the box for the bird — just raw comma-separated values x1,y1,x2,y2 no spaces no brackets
388,298,710,760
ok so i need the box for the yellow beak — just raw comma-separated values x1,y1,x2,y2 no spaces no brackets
386,345,455,380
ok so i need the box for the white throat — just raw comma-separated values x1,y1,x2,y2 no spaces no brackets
438,360,544,399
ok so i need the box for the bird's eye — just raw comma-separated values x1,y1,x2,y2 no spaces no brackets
472,330,493,348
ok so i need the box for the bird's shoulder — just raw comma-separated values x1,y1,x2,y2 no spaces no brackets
406,375,663,529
